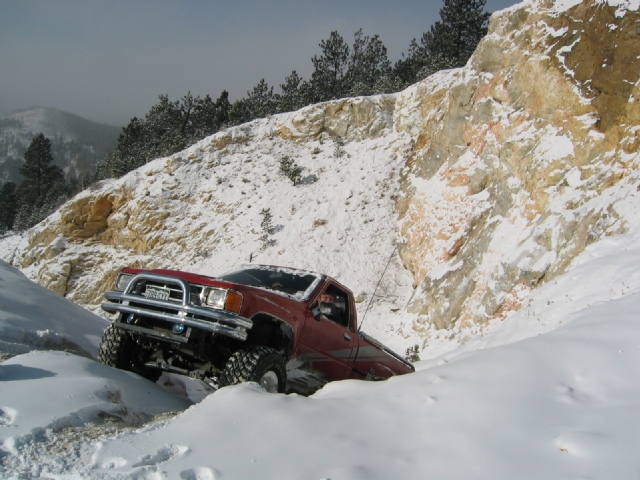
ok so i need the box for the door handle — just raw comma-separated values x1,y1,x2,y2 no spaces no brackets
343,333,351,340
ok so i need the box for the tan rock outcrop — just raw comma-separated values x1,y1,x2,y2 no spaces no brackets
397,0,640,329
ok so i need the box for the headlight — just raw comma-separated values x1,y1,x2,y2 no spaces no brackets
115,273,134,291
204,287,243,313
205,288,227,309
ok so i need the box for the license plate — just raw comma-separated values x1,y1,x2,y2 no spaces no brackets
143,285,171,301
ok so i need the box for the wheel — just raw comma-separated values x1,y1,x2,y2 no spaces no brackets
219,345,286,393
97,324,162,383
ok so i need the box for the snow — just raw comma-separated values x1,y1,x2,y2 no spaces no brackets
2,111,638,478
0,260,106,358
533,131,574,165
1,0,640,476
0,351,192,453
1,96,423,355
2,196,640,477
552,0,584,11
551,0,640,13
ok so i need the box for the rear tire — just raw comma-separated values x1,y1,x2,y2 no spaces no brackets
219,345,286,393
97,324,161,383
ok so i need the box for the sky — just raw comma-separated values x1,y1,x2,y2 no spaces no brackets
0,0,521,127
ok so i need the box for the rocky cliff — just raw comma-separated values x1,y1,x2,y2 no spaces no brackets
397,0,640,331
2,0,639,355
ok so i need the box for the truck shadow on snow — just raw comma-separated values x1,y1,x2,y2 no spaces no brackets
0,364,57,381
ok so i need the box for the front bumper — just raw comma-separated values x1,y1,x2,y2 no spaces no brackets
101,272,252,341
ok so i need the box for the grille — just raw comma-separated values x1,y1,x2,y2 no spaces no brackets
129,279,204,306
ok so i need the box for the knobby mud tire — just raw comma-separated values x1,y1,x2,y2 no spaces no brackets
97,324,161,383
219,345,286,393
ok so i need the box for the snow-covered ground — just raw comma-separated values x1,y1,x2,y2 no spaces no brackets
0,260,105,360
2,220,640,478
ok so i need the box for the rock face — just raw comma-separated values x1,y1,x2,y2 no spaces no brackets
396,0,640,329
3,0,640,347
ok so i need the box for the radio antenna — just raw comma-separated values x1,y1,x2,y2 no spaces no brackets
359,245,397,332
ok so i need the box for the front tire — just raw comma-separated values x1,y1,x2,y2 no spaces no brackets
97,324,161,382
219,345,286,393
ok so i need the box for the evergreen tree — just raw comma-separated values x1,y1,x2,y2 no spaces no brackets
92,1,491,184
371,74,405,95
394,0,490,86
191,94,218,139
228,98,252,126
279,156,302,185
99,116,147,178
259,207,276,249
296,79,317,107
421,0,490,69
278,70,306,113
311,31,350,102
145,93,190,157
97,91,233,180
213,90,231,129
14,133,68,231
392,39,430,87
0,181,18,233
346,29,392,96
244,79,278,119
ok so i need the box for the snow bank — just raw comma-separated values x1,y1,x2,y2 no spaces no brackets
0,351,192,456
0,260,107,359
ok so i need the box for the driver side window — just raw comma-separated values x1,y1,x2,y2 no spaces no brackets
316,284,351,329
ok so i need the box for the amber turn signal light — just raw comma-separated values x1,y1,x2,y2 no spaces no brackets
224,290,243,314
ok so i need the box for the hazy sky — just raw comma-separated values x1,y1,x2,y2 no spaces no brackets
1,0,521,127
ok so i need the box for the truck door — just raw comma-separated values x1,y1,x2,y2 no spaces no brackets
296,283,357,382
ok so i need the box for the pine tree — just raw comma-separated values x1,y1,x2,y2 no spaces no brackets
259,208,276,249
99,117,147,178
346,29,392,96
213,90,231,129
97,90,233,180
372,74,405,95
279,156,302,185
0,181,18,233
422,0,490,68
191,94,217,139
245,79,278,120
278,70,306,113
393,0,490,87
228,98,252,126
14,133,68,231
311,31,350,102
145,93,189,157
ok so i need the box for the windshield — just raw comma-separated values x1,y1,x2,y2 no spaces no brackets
219,266,322,300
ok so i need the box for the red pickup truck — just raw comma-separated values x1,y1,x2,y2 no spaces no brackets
98,265,414,394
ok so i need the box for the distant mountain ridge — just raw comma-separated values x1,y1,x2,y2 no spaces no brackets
0,107,120,185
